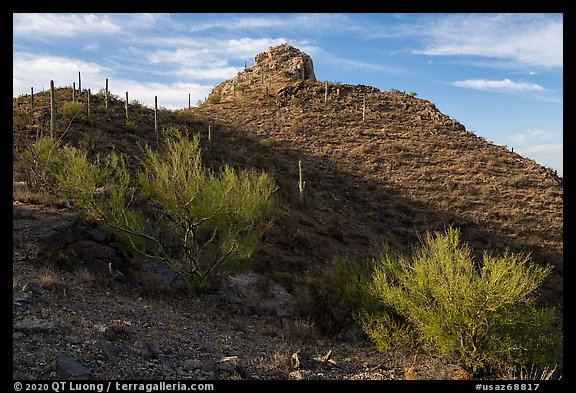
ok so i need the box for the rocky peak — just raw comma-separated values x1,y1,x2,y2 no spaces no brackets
254,44,316,81
210,44,316,99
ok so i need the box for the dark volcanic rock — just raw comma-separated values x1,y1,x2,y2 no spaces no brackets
56,355,92,380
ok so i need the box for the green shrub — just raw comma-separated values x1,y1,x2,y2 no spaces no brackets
509,175,532,188
13,110,33,129
290,96,303,108
51,146,108,213
358,226,559,375
295,256,376,335
257,139,274,149
46,127,278,295
207,93,221,104
21,135,64,191
125,120,137,131
60,101,84,125
234,83,250,94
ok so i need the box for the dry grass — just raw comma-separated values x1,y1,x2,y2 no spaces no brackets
266,342,296,374
497,364,559,380
13,182,62,207
38,267,63,290
282,318,321,344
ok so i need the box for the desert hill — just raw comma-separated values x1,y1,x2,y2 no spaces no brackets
12,44,563,380
196,44,563,306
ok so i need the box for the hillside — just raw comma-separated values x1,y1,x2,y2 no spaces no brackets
196,44,563,307
12,44,563,380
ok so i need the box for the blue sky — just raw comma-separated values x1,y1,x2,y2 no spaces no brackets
13,13,563,176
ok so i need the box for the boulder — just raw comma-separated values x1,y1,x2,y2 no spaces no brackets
212,271,293,318
56,355,92,380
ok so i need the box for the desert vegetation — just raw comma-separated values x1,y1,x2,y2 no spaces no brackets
21,127,278,294
12,44,562,380
356,227,560,377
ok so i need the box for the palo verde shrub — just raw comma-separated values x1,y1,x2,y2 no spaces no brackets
37,128,278,295
357,226,560,376
21,135,65,191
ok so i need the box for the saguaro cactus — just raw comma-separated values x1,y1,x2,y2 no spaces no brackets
49,80,57,136
298,160,306,203
105,78,109,110
87,88,91,120
154,96,158,133
30,87,34,113
72,82,76,102
78,71,82,95
125,91,129,124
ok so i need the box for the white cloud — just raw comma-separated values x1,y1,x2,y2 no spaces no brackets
507,131,562,176
450,78,546,93
158,66,241,81
12,51,212,110
13,13,121,38
134,47,214,66
369,13,562,69
223,37,291,60
116,37,291,82
414,14,562,68
186,13,351,33
510,129,555,145
110,81,213,110
521,144,563,154
188,15,287,32
123,13,171,29
514,144,563,176
128,36,289,64
13,52,107,96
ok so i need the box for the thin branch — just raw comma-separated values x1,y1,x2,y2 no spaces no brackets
203,242,236,280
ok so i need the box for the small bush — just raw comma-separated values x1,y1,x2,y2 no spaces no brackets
234,83,250,94
509,175,532,188
13,110,33,129
125,120,137,132
289,124,304,136
60,101,84,125
258,139,274,150
295,256,376,335
358,226,560,375
290,96,303,108
21,135,64,191
207,93,221,104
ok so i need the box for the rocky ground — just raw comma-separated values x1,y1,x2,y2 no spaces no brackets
13,187,471,381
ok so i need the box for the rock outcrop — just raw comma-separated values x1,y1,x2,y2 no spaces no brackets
254,44,316,81
211,44,316,99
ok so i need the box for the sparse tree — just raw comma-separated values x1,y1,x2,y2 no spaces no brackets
46,128,278,294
